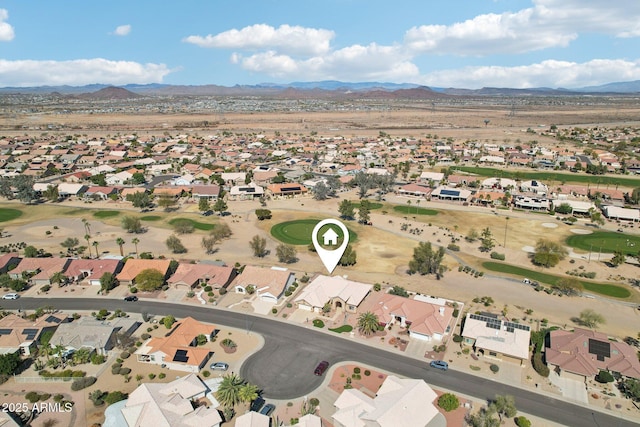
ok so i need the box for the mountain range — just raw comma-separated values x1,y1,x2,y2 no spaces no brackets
1,79,639,98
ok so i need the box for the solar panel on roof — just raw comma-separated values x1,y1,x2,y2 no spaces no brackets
22,329,38,340
0,329,12,335
172,349,189,363
45,315,62,324
440,189,460,197
588,339,610,361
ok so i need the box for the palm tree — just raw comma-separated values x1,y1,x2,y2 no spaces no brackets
82,218,91,236
216,373,245,408
50,272,67,287
116,237,125,257
357,311,381,336
84,234,91,253
238,383,259,404
131,238,140,258
92,241,99,258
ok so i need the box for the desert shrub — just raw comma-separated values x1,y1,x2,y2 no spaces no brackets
490,252,506,260
309,397,320,406
437,393,460,412
447,243,460,251
148,373,156,380
202,370,211,377
272,308,278,314
53,394,64,402
490,364,500,373
91,354,106,365
219,287,227,295
71,376,97,391
71,370,86,377
119,367,131,376
104,391,127,405
120,351,130,359
452,334,463,343
26,391,40,403
596,370,614,383
141,333,151,340
158,373,166,379
40,285,51,293
38,393,51,401
353,367,361,374
112,362,122,370
532,353,550,377
515,416,532,427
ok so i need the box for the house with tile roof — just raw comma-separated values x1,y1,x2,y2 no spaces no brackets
332,375,443,427
0,312,67,356
295,275,371,314
235,411,270,427
9,257,71,287
64,258,122,286
135,317,217,373
546,328,640,381
120,373,222,427
368,293,454,342
167,263,235,290
116,259,171,287
231,265,295,303
461,313,531,365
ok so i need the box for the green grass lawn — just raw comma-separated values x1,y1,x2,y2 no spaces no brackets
140,215,162,221
393,205,439,216
482,261,631,299
93,210,120,219
168,218,216,231
329,325,353,333
351,201,383,210
271,219,357,245
0,208,23,222
451,166,640,188
313,319,325,328
566,231,640,256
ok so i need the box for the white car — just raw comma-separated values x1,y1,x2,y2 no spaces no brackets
2,293,19,300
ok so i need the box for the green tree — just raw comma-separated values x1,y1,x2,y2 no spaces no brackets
157,195,178,211
173,219,195,234
532,239,568,268
238,382,259,404
116,237,125,256
466,406,500,427
92,241,100,258
131,237,140,258
166,235,187,254
213,198,227,215
50,272,67,287
408,241,445,276
338,244,357,266
255,209,272,220
620,378,640,401
437,393,460,412
610,250,626,267
100,272,118,293
489,394,517,422
552,277,582,296
0,352,21,375
358,200,371,224
127,191,152,209
249,235,267,257
276,244,297,263
480,227,495,252
43,185,59,202
60,237,79,254
104,391,128,405
465,228,479,242
131,172,146,185
338,200,355,219
357,311,380,336
554,203,573,214
389,285,409,297
24,245,38,257
216,373,245,408
198,197,210,213
135,269,165,291
313,182,329,200
211,223,232,241
579,309,605,329
121,216,143,233
162,315,176,330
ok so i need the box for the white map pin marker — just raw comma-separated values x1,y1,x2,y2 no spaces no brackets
312,218,349,274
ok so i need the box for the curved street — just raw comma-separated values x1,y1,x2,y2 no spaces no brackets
3,297,636,427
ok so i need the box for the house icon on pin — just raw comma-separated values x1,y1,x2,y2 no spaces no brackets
322,227,339,246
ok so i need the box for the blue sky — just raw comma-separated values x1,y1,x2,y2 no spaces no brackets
1,0,640,88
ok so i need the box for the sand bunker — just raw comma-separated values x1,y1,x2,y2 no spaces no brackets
541,223,558,228
570,229,593,235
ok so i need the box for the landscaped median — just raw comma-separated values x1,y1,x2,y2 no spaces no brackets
481,261,632,299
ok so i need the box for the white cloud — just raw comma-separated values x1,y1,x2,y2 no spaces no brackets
184,24,334,56
404,0,640,56
0,58,172,87
235,43,418,82
0,9,15,41
418,59,640,89
113,24,132,36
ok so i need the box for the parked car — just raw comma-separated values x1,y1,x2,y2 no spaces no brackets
1,293,19,300
209,362,229,371
260,403,275,416
250,397,265,412
522,278,531,285
430,360,448,371
314,361,329,376
124,295,138,302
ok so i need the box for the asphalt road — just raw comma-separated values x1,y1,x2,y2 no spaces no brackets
4,297,635,427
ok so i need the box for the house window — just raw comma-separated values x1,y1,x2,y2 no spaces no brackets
489,351,497,357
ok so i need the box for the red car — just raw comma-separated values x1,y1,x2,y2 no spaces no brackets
314,361,329,376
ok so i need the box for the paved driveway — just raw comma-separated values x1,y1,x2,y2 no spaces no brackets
549,371,588,404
